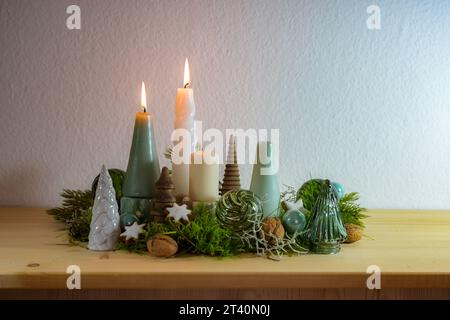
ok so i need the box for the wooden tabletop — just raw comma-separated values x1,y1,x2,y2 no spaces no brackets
0,207,449,290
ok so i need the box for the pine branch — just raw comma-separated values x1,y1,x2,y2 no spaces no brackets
47,189,94,242
67,208,92,242
47,189,94,222
339,192,368,227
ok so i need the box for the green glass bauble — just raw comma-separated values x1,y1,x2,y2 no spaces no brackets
120,213,139,229
305,180,347,254
282,209,306,235
216,189,263,234
332,182,344,199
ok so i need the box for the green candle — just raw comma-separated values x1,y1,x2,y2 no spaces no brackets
250,141,280,218
120,82,160,225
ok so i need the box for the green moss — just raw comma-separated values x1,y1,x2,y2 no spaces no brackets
118,203,243,257
175,204,242,256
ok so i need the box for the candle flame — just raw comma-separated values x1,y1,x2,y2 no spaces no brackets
140,81,147,112
184,58,190,88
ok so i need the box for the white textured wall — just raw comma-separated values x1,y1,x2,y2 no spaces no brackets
1,0,450,209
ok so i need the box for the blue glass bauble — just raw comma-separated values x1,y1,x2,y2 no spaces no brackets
120,213,139,229
332,182,344,199
282,209,307,235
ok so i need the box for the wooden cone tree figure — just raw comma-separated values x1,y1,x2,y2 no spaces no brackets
220,135,241,195
151,167,176,222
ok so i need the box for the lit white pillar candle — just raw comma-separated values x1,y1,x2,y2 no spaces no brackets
172,58,196,197
189,149,219,202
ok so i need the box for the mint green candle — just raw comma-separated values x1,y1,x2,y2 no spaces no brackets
122,110,160,197
120,83,160,224
250,141,280,218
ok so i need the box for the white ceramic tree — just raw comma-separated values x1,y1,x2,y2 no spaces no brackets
88,165,121,251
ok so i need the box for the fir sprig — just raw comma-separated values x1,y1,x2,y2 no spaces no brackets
339,192,368,227
47,189,93,221
67,208,92,242
47,189,94,242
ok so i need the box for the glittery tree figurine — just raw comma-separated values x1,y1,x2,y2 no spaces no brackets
88,165,121,251
220,135,241,195
305,180,347,254
151,167,176,223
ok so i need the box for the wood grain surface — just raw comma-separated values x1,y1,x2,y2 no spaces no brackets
0,208,449,299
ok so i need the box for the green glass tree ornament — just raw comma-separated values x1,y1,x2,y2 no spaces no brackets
305,180,347,254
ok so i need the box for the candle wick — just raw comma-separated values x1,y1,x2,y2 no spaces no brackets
184,82,191,89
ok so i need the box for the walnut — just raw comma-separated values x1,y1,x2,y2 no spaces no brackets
344,223,363,243
261,217,285,245
147,234,178,257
